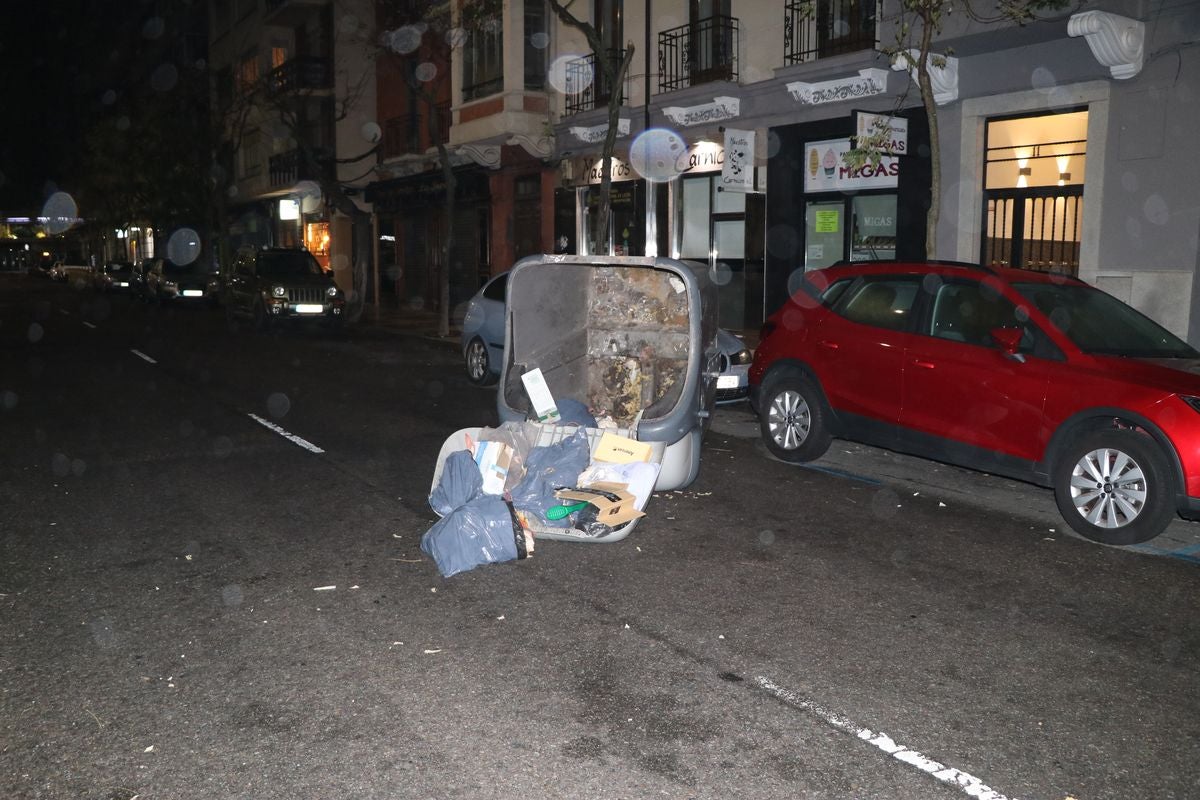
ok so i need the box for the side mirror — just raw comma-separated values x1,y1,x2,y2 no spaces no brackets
990,327,1025,361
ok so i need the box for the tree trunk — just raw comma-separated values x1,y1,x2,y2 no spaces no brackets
915,17,941,260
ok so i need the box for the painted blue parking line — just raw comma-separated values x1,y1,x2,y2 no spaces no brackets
1129,542,1200,563
790,462,882,486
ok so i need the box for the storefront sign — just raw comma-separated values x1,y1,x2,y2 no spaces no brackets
804,138,899,192
674,142,724,176
721,128,755,192
662,97,740,127
570,118,631,143
788,69,888,106
578,157,635,185
855,112,908,155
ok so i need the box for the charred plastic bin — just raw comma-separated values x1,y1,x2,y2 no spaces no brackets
496,254,719,492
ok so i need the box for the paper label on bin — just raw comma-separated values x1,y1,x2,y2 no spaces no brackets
594,432,654,463
521,368,561,423
554,483,645,527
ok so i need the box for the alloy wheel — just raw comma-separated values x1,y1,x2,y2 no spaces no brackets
1068,446,1148,528
767,389,812,451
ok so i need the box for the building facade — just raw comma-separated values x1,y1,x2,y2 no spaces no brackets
208,0,377,295
547,0,1200,340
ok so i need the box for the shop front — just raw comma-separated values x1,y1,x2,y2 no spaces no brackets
765,111,931,315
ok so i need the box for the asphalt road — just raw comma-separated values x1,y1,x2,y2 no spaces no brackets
2,272,1198,800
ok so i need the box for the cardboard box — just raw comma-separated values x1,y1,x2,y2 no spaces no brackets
554,482,645,527
472,440,513,495
593,432,654,464
521,368,560,423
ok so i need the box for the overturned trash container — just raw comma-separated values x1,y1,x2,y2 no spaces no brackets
430,254,718,545
499,254,718,489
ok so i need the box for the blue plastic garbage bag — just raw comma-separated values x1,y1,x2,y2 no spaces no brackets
510,428,591,527
555,398,598,429
429,450,483,516
421,495,527,578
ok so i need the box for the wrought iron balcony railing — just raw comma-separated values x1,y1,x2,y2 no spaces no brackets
785,0,877,65
268,147,330,188
564,49,629,115
382,104,451,159
267,56,331,95
658,15,739,94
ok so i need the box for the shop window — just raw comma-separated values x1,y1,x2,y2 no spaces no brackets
305,221,330,268
851,195,896,261
983,110,1086,275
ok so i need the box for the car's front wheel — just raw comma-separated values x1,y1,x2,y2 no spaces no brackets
465,337,493,386
1053,428,1176,545
758,371,833,463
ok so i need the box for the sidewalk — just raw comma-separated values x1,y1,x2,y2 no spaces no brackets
356,295,462,346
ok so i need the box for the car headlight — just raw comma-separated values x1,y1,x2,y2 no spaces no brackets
164,281,178,290
272,285,285,298
326,286,338,298
1180,395,1200,414
731,347,753,366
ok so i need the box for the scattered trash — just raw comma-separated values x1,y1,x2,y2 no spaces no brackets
144,745,155,753
423,649,442,654
313,585,336,592
938,502,946,507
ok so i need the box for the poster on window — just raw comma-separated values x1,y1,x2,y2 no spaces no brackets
721,128,754,193
804,138,899,193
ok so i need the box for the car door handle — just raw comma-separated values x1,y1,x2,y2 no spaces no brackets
818,340,839,350
912,360,936,369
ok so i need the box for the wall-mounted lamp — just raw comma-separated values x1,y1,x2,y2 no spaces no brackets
1058,172,1071,186
1018,167,1032,176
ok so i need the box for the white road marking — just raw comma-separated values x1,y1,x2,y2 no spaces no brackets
131,349,157,364
247,413,325,454
755,676,1021,800
82,321,96,329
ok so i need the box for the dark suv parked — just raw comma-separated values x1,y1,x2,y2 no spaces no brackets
224,248,345,330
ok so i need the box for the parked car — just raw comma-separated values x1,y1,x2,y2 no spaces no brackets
224,247,345,330
142,256,210,303
749,259,1200,545
94,261,136,292
461,270,752,402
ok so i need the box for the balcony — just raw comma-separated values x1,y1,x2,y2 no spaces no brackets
269,147,329,188
564,49,630,115
785,0,877,65
658,16,739,94
267,56,331,95
383,104,451,159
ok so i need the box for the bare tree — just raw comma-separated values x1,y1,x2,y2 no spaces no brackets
545,0,634,254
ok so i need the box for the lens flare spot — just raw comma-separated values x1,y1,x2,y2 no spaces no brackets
629,128,686,183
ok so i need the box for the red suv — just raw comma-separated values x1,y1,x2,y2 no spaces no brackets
749,261,1200,545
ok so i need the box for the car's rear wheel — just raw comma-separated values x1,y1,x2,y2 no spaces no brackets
465,337,493,385
759,371,832,463
1053,428,1175,545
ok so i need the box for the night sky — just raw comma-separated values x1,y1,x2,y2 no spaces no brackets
0,3,136,215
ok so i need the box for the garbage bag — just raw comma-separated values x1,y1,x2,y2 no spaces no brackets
420,495,530,578
555,398,598,428
429,450,483,516
510,428,591,527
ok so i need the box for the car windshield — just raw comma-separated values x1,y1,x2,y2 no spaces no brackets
1014,281,1199,358
258,252,323,277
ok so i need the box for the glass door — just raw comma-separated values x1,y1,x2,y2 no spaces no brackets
804,200,845,269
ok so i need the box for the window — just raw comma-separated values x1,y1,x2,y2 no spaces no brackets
927,281,1025,348
524,1,547,90
238,51,259,93
463,0,503,101
839,278,918,331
